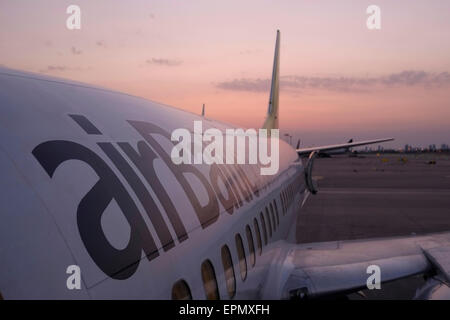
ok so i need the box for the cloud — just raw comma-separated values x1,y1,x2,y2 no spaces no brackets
146,58,182,66
39,65,69,73
215,71,450,93
39,65,92,73
71,46,82,55
380,70,450,86
216,78,270,92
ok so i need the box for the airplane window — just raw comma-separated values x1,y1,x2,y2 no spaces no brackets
285,192,288,208
253,218,262,255
260,212,268,245
201,260,220,300
235,234,247,281
271,211,276,231
245,225,256,267
265,207,273,237
172,279,192,300
269,203,277,229
284,190,290,210
221,245,236,299
273,200,280,224
268,206,275,232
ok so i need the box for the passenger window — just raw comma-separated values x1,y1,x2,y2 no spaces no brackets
260,212,268,245
265,207,273,237
269,203,276,229
201,260,220,300
245,225,256,267
172,279,192,300
235,234,247,281
221,245,236,299
273,200,280,224
253,218,262,255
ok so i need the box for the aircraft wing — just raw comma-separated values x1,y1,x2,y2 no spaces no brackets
296,138,394,155
261,232,450,299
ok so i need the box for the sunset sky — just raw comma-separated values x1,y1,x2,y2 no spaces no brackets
1,0,450,148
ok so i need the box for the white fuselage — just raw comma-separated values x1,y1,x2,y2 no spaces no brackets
0,68,307,299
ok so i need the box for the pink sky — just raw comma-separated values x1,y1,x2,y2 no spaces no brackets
1,0,450,148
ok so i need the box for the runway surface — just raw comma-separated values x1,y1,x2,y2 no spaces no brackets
295,153,450,299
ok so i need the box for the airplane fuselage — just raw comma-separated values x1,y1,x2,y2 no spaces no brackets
0,68,306,299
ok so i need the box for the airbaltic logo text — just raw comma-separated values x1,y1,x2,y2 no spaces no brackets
170,121,280,175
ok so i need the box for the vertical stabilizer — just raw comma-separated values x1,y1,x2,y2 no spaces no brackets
262,30,280,130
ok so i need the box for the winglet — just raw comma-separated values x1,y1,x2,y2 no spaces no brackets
201,103,205,117
262,30,280,130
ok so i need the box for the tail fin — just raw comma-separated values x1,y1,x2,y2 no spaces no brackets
262,30,280,130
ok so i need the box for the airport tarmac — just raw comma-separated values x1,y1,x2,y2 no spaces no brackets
295,153,450,299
